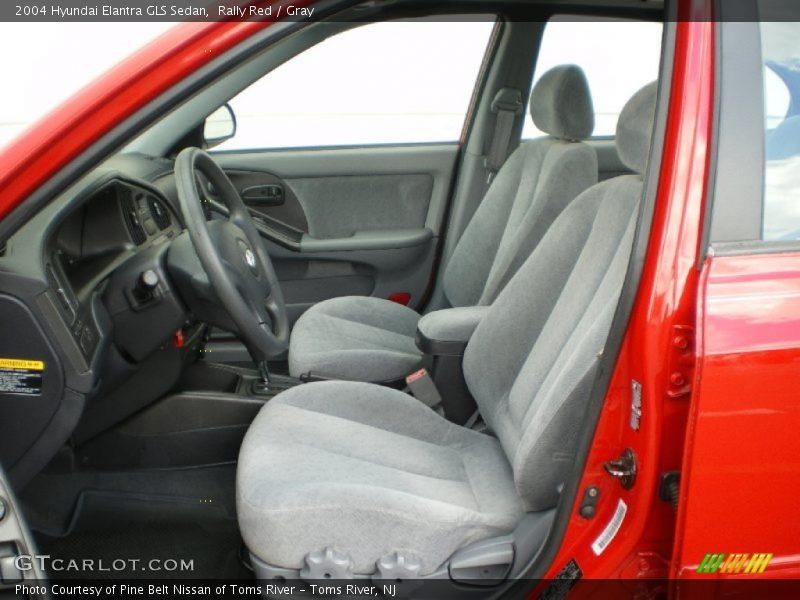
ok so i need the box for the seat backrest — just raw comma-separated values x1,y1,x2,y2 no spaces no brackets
442,65,598,308
463,82,658,511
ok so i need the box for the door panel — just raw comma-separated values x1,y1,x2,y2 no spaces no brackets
285,173,432,239
215,144,457,233
265,236,436,325
675,253,800,581
212,144,458,325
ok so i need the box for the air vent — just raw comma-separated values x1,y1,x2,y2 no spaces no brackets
147,196,171,230
120,193,146,245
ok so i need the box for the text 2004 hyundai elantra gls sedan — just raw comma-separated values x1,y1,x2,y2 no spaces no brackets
0,0,799,598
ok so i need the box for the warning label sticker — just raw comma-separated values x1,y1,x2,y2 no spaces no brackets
591,498,627,555
0,358,44,396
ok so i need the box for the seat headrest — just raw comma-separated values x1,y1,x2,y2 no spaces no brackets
616,81,658,175
529,65,594,141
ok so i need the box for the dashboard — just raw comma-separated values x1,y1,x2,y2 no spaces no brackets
47,178,182,364
0,153,205,488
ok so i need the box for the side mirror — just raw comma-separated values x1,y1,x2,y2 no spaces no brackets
203,104,237,149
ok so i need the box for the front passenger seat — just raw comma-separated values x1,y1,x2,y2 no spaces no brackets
288,64,598,383
237,82,658,578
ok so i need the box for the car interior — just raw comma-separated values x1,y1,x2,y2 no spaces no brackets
0,0,667,592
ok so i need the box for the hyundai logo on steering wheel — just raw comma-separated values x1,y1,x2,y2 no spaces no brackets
244,247,257,271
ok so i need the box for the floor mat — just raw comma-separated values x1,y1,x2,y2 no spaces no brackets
21,464,238,533
24,466,251,580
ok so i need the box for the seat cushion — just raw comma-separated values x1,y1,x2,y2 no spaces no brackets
237,381,524,575
288,296,422,382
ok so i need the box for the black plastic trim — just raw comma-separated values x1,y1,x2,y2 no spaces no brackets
415,329,468,357
710,239,800,257
697,0,723,267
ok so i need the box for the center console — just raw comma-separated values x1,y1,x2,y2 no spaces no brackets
76,304,488,471
74,360,303,471
176,360,302,399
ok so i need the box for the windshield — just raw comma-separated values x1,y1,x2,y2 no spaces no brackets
0,23,174,150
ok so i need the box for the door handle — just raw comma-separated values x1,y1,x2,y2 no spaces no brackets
241,184,284,206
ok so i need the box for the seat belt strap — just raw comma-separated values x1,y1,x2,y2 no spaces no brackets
405,368,442,409
485,88,524,184
463,409,481,430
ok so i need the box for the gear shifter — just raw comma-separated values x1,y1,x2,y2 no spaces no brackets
253,361,271,394
250,361,302,398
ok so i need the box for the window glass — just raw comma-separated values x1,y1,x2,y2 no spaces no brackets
760,20,800,241
215,19,495,151
764,67,790,129
522,18,662,138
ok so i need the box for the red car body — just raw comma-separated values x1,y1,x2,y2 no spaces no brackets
1,0,798,592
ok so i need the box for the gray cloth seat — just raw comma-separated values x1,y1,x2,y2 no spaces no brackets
237,82,658,576
237,381,524,574
287,296,421,382
289,65,598,382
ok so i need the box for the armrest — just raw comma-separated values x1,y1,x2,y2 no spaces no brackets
300,228,433,252
416,306,489,356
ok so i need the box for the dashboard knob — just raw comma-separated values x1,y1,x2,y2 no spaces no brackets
139,269,159,292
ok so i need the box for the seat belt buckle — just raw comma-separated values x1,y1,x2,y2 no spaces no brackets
405,368,442,408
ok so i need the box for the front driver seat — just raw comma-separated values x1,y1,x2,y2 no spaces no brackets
288,64,598,383
237,82,657,577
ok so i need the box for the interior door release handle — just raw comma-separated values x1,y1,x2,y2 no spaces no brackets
241,184,284,206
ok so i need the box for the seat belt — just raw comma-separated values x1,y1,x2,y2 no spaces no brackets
463,409,481,430
485,87,524,185
405,368,442,409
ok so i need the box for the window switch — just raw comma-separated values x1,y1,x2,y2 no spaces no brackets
0,555,23,584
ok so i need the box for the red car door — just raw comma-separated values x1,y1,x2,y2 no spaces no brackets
674,7,800,591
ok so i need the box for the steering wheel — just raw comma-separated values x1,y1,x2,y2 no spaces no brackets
174,147,289,362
